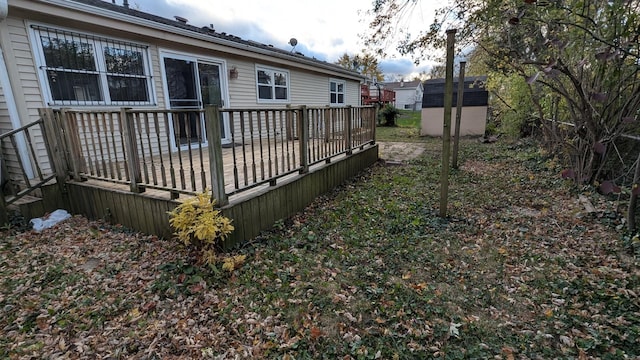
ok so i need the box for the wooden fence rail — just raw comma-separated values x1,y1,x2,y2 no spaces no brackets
0,117,59,224
39,105,376,204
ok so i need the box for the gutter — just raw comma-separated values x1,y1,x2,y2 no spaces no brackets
32,0,365,82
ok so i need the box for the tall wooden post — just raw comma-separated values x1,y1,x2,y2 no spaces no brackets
440,29,457,218
39,108,68,194
121,107,143,193
60,108,85,181
372,104,379,145
346,105,353,155
205,106,228,206
452,61,466,169
299,106,309,174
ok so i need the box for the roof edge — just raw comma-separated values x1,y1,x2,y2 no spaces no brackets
33,0,365,81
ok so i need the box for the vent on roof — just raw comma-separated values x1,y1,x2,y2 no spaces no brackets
174,16,188,24
122,0,129,9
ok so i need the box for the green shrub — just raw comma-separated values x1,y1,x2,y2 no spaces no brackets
379,104,401,126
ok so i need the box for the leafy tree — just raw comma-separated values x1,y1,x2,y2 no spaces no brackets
365,0,640,231
335,52,385,81
428,64,446,79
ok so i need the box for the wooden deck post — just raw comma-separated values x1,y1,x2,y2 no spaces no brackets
372,105,378,145
346,106,353,155
205,106,228,206
299,106,309,174
285,104,294,140
121,107,143,193
324,106,331,143
60,108,85,181
39,108,68,193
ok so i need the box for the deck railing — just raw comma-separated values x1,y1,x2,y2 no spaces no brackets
40,105,376,204
0,117,60,223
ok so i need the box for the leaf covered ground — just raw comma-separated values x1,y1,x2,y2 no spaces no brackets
1,138,639,359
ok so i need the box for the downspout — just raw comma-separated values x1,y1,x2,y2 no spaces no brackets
0,0,35,178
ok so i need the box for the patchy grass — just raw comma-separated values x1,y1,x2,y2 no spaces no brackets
1,138,638,359
376,110,424,142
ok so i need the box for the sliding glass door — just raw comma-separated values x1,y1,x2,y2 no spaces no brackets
161,53,229,149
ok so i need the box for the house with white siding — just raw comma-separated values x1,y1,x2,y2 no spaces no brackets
0,0,365,186
381,80,423,111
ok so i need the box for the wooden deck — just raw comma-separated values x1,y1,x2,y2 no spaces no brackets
3,105,379,246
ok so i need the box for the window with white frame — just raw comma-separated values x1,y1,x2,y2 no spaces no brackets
32,25,153,106
256,66,289,102
330,79,345,105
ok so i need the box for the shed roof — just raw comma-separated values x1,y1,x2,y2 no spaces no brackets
422,76,489,108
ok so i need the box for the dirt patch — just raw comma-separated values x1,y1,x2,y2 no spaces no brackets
377,141,426,162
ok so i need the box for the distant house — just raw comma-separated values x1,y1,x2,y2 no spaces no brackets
382,80,424,111
421,76,488,136
0,0,365,178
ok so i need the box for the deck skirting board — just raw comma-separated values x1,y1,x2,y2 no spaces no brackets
54,145,378,247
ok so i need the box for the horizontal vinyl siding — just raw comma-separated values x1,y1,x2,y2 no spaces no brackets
10,18,44,115
0,85,28,184
149,46,165,108
12,18,50,176
228,63,361,109
290,70,328,106
227,59,258,108
395,89,415,108
345,82,360,106
291,73,361,107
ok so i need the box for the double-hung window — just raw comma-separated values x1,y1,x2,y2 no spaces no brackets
32,25,153,106
330,79,345,106
256,66,289,102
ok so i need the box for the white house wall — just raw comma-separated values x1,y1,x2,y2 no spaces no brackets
0,75,21,183
225,60,361,139
226,58,256,108
393,86,423,111
394,89,415,110
1,16,49,176
345,82,360,106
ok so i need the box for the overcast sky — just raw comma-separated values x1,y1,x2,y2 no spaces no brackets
122,0,439,80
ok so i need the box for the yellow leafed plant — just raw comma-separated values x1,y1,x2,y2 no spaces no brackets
222,255,247,272
168,191,234,266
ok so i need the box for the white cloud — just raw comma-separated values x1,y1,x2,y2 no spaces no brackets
127,0,440,76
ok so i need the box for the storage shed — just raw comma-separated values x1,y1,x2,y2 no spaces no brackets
421,76,488,136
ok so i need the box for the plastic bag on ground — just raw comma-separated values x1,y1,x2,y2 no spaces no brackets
30,209,72,232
